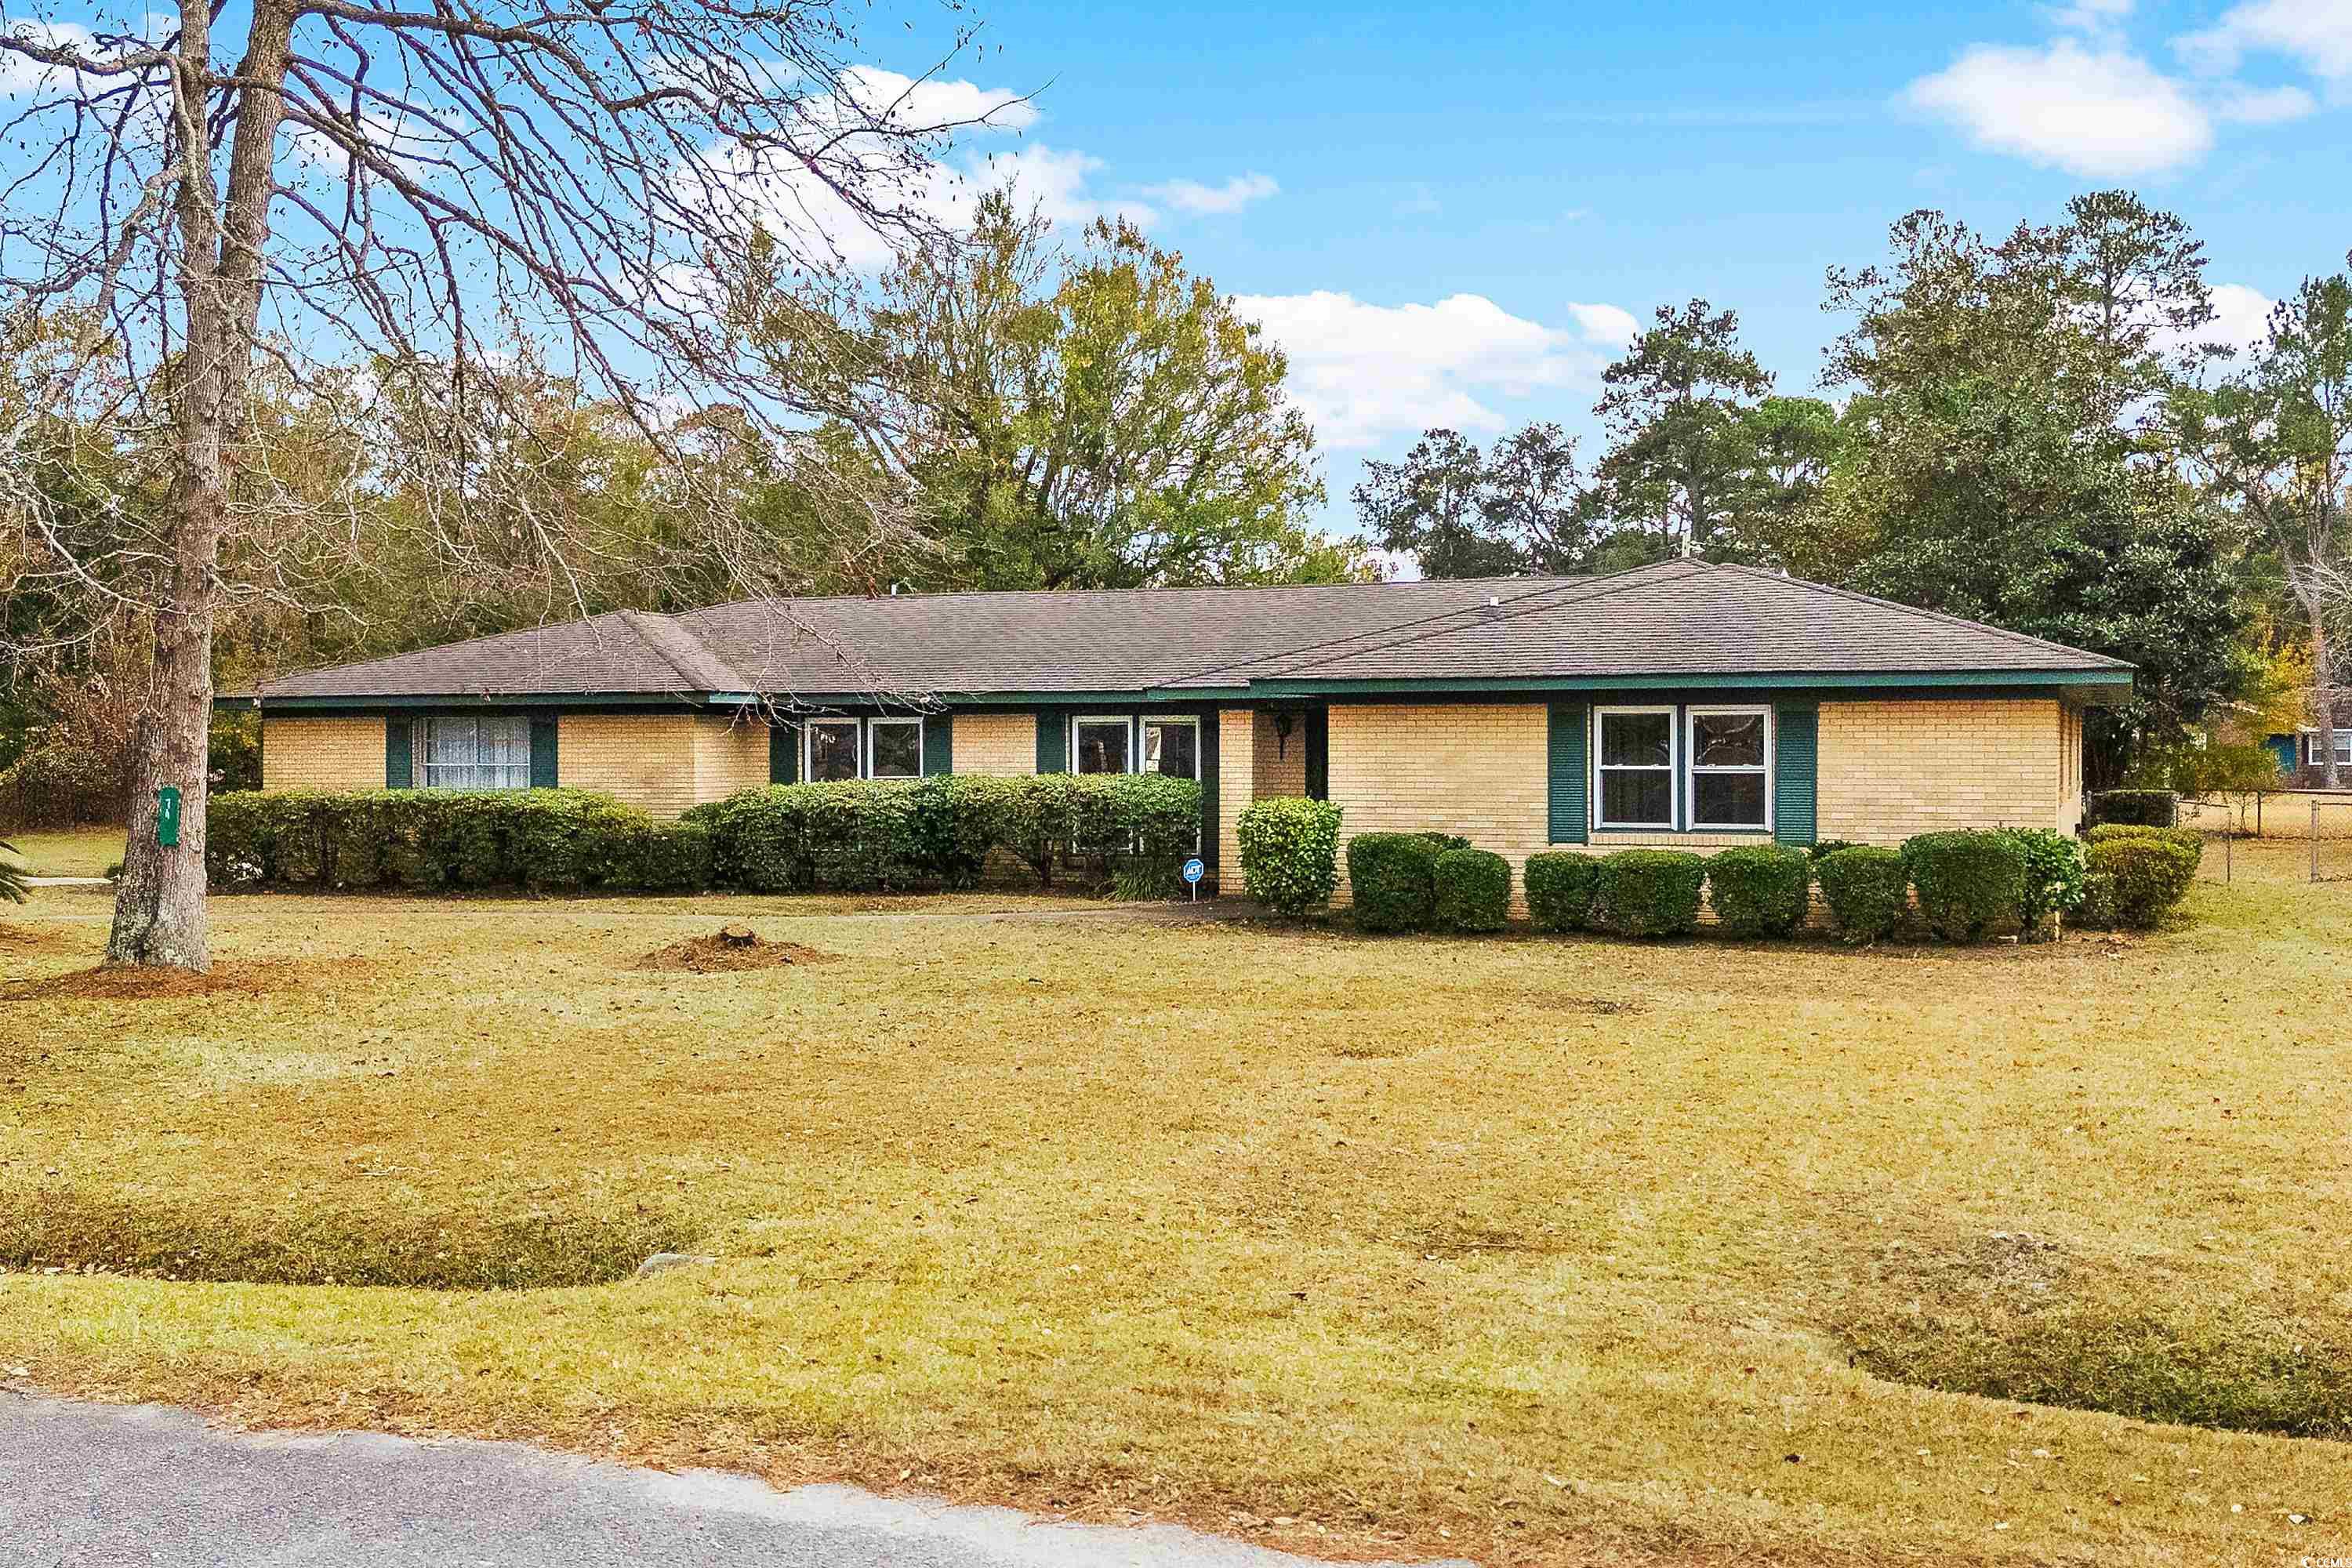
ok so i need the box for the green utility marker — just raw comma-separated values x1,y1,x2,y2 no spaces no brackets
157,785,182,848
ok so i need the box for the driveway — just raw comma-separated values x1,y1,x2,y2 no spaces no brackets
1,1393,1471,1567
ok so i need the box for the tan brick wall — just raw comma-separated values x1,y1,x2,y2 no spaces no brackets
558,713,699,816
1327,702,1549,912
1253,710,1307,799
953,711,1036,775
263,717,386,792
691,714,768,804
1217,709,1255,893
1817,697,2069,844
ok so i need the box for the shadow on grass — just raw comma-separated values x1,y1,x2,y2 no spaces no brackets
0,1189,696,1289
1829,1229,2352,1439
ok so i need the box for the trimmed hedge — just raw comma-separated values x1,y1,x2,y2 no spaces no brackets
2075,869,2118,929
2089,837,2198,928
209,773,1204,898
2087,822,2205,861
1996,826,2088,934
1432,848,1511,933
1346,832,1445,933
1706,844,1810,937
1524,851,1599,932
208,789,708,894
1807,838,1866,862
1901,830,2027,943
1236,797,1344,916
1592,849,1706,937
2087,789,2178,829
1815,845,1907,944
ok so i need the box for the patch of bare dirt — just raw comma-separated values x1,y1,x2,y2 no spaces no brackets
633,925,840,975
1,957,336,1001
0,924,78,954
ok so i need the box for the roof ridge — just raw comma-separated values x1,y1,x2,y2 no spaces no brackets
1163,574,1595,688
257,608,645,695
616,609,751,692
1711,564,2134,670
673,573,1592,620
1264,559,1708,679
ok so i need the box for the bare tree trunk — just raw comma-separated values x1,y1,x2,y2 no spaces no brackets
107,1,296,971
2316,607,2340,792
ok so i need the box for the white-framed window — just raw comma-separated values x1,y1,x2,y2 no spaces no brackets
419,714,531,790
804,718,862,782
1593,706,1676,829
1141,715,1200,779
1072,715,1133,775
1687,706,1772,829
2307,731,2352,768
868,717,924,779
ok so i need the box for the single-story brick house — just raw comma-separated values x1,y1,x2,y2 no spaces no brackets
233,559,2132,895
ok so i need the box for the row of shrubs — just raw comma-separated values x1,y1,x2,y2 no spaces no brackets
207,774,1205,895
1232,798,2201,941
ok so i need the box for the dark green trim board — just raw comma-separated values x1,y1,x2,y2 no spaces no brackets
1199,714,1221,870
1773,704,1818,846
1035,711,1069,774
769,724,797,785
1303,706,1329,801
528,717,559,789
1546,702,1588,844
923,713,953,776
385,717,412,789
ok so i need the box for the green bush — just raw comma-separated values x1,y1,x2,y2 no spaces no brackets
610,820,715,892
1814,846,1907,944
1900,830,2027,943
2089,838,2198,928
1523,851,1599,932
210,788,656,894
1995,826,2088,934
1432,848,1511,933
1345,832,1445,933
2074,869,2118,929
1415,831,1472,854
1592,849,1706,937
1705,844,1810,937
1807,838,1866,861
2087,822,2205,861
1236,797,1343,916
2086,789,2178,829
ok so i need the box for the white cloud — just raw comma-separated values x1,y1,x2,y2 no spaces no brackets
835,65,1036,134
0,20,101,93
2213,82,2318,123
1565,302,1639,346
2202,282,2278,355
1134,172,1278,216
2049,0,2132,39
2177,0,2352,82
1232,291,1629,451
1904,40,2212,176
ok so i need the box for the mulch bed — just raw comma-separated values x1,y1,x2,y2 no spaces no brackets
633,927,840,975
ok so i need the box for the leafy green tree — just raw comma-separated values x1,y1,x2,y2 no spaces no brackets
748,193,1365,590
1809,199,2251,784
1589,299,1773,560
1352,422,1599,577
2169,261,2352,787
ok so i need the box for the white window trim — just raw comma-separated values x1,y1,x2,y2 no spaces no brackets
1069,713,1136,776
1140,713,1201,780
866,716,926,780
1592,705,1679,830
2307,730,2352,767
802,717,864,782
1686,705,1774,832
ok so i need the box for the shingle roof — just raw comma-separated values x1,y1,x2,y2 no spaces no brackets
255,561,2129,704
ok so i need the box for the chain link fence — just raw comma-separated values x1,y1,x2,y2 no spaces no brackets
2176,792,2352,884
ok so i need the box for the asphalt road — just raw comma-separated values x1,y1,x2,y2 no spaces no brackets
1,1393,1472,1568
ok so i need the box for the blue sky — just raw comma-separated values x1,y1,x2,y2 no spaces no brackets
875,0,2350,536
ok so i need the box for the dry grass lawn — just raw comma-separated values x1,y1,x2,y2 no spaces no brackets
1,857,2348,1566
2,826,122,880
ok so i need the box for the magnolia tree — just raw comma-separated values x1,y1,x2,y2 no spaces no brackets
0,0,1004,969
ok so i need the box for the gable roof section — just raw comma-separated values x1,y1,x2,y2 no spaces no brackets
253,561,2131,706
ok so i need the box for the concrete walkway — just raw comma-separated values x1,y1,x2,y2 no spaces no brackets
0,1393,1470,1568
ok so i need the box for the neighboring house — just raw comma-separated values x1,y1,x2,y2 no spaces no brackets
229,559,2132,898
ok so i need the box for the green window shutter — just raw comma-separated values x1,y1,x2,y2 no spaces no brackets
769,724,798,784
528,716,559,789
924,713,953,775
1035,711,1068,774
1546,702,1587,844
1773,704,1817,845
385,718,412,789
1304,707,1329,801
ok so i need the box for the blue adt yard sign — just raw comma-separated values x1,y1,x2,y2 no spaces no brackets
155,786,182,848
1181,856,1204,902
